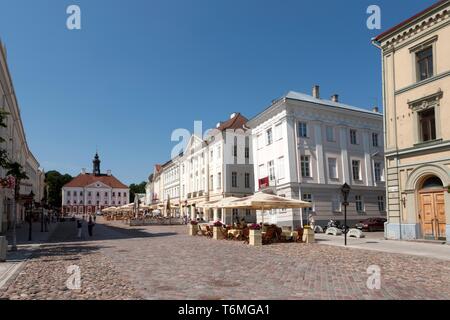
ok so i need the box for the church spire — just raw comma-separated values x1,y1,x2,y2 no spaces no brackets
93,152,101,176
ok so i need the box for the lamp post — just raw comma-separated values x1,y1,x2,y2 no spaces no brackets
341,183,351,246
28,191,34,241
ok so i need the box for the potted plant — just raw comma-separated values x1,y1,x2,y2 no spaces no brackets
212,221,225,240
188,220,199,236
248,224,262,246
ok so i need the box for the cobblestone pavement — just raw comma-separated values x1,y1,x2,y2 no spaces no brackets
0,220,141,300
1,218,449,300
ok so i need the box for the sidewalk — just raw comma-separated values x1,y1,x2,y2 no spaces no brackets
315,233,450,261
0,221,60,292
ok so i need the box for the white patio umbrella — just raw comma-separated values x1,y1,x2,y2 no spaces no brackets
196,197,240,224
220,192,312,225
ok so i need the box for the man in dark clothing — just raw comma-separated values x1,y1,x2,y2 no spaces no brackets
88,217,95,237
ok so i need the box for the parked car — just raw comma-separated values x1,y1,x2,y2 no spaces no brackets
355,218,387,232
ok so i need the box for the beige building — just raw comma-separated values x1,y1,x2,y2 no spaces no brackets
373,0,450,242
0,41,45,234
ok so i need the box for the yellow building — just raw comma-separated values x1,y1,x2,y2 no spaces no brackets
373,0,450,242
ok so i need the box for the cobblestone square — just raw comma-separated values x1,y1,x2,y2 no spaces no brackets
1,219,449,300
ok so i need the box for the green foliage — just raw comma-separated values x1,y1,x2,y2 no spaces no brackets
129,181,146,202
45,170,73,208
0,110,9,166
5,161,29,198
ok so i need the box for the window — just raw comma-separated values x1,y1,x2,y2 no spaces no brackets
245,209,251,216
258,164,265,179
332,195,341,212
124,192,127,198
300,156,311,178
374,162,382,182
88,200,91,205
96,192,100,197
298,122,308,138
352,160,361,181
350,129,357,145
274,123,283,140
118,192,121,197
378,196,385,212
245,173,250,188
326,126,335,142
245,147,249,159
419,108,436,142
231,172,238,188
266,128,273,145
233,144,237,157
88,192,91,197
355,195,364,213
328,158,338,179
268,160,276,181
257,134,263,149
104,192,108,197
104,200,108,205
416,47,433,81
67,191,71,196
210,175,214,191
232,209,239,217
302,193,313,215
217,172,221,190
74,191,77,197
210,149,213,160
217,146,221,159
277,157,285,180
372,133,379,147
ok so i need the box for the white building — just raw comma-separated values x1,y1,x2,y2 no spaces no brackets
147,113,256,224
0,41,45,233
249,87,386,228
61,153,129,215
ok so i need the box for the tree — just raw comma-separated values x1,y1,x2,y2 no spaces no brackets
0,110,9,168
45,170,73,208
129,181,146,202
5,161,29,251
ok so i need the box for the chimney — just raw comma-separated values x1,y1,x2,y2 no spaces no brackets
312,85,320,99
230,112,237,119
107,170,112,176
372,106,379,113
81,168,86,175
331,94,339,103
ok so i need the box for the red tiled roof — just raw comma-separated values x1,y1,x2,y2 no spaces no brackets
217,113,248,131
374,0,449,41
63,173,128,189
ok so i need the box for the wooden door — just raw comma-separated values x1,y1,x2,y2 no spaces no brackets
419,191,446,240
420,193,435,239
434,193,446,240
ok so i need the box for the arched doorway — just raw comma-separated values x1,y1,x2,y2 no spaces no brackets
418,176,447,240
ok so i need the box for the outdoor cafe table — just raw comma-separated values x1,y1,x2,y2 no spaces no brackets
227,229,243,238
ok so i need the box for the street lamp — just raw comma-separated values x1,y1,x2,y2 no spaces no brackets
341,183,351,246
28,191,34,241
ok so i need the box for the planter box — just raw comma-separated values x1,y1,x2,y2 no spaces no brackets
249,229,262,246
302,228,315,244
188,224,198,236
0,236,7,262
213,226,224,240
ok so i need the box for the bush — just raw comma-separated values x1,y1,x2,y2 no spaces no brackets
213,221,223,227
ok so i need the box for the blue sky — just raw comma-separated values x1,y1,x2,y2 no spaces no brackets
0,0,437,184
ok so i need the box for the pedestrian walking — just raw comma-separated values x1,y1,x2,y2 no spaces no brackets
88,216,95,237
93,214,96,223
77,220,82,238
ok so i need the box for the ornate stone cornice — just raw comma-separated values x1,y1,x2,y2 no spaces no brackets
381,5,450,51
407,89,443,112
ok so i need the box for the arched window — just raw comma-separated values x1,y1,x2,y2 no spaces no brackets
421,176,443,190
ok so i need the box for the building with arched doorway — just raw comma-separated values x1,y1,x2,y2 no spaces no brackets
373,0,450,242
